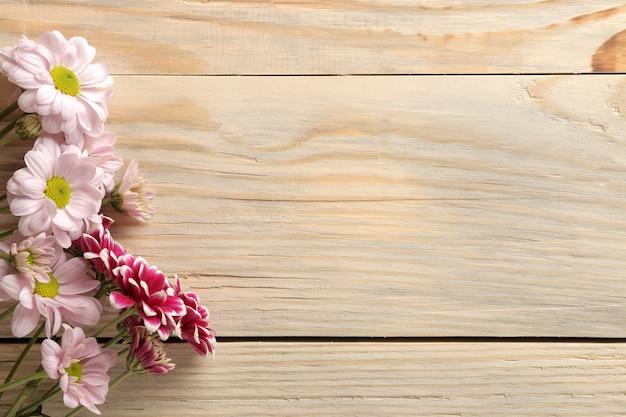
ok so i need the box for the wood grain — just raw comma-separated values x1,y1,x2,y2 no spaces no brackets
1,0,626,74
2,75,626,338
2,5,626,414
3,342,626,416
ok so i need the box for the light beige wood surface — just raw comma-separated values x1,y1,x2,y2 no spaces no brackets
4,74,626,338
3,342,626,416
2,1,626,416
1,1,626,74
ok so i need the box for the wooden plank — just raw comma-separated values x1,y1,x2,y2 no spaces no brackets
2,341,626,416
3,75,626,337
1,1,626,74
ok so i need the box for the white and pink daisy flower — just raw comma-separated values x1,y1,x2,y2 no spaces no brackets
1,252,102,338
36,131,123,194
110,159,155,222
41,324,117,415
7,136,105,248
0,30,113,144
110,254,186,340
174,276,216,357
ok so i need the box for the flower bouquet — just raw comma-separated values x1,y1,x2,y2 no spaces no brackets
0,31,216,416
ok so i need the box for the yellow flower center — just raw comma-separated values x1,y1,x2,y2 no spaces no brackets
65,362,83,382
50,66,80,97
34,273,59,298
45,177,71,209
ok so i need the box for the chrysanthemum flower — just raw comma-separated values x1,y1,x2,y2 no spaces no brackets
110,159,155,222
174,276,216,357
82,132,124,193
7,136,105,248
1,252,102,338
0,231,59,282
125,317,175,375
110,254,185,340
37,131,123,194
0,261,12,302
0,30,113,144
41,324,116,415
76,216,127,277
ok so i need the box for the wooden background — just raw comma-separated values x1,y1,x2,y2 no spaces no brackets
2,0,626,415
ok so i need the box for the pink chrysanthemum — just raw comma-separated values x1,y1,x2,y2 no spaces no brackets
125,317,175,375
76,216,127,278
0,30,113,144
110,254,186,340
0,261,12,302
7,136,105,248
110,159,155,222
82,132,124,193
174,276,216,357
1,252,102,338
41,324,117,415
0,231,58,282
37,132,123,194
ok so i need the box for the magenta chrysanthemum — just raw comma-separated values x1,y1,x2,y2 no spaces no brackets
76,216,127,278
7,136,105,248
125,317,175,375
110,255,186,340
0,30,113,144
174,276,216,357
41,325,117,415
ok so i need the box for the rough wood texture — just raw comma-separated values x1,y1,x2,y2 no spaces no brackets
5,75,626,338
3,342,626,416
2,1,626,416
1,1,626,74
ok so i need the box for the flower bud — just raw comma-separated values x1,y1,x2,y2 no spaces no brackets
15,113,43,140
126,323,175,375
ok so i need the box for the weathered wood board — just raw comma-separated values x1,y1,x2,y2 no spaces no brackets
4,342,626,416
1,1,626,416
0,1,626,74
4,75,626,338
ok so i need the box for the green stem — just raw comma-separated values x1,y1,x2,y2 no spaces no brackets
4,388,31,417
0,194,6,204
0,100,19,123
0,228,17,241
13,382,60,417
0,323,44,402
63,369,134,417
103,332,125,349
0,119,18,147
0,302,17,322
91,307,135,338
93,280,112,300
0,371,47,393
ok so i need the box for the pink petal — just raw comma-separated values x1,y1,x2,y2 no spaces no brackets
11,303,40,338
17,90,37,112
41,340,62,378
60,297,102,326
51,209,76,231
18,208,51,235
109,291,135,309
41,113,63,133
24,149,54,180
69,37,96,74
10,196,43,216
